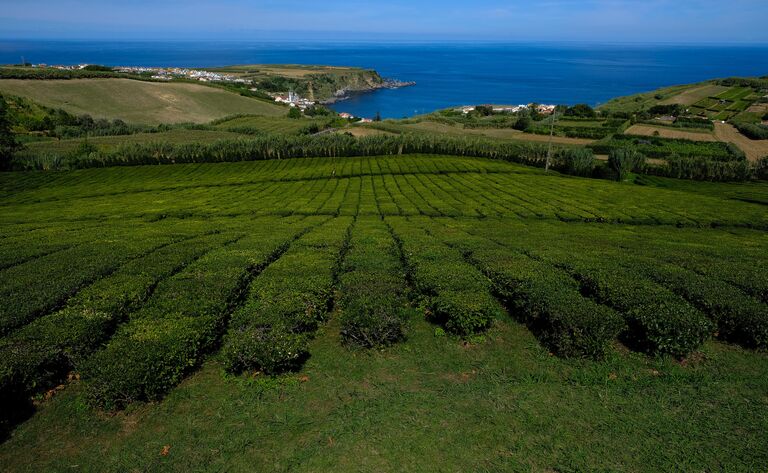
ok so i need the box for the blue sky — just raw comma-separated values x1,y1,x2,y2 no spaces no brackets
1,0,767,43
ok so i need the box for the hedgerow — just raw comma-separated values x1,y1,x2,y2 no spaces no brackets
419,219,623,358
338,218,411,348
82,219,314,409
0,232,231,414
630,260,768,349
0,235,172,336
221,217,351,375
734,122,768,140
565,261,713,358
386,217,503,335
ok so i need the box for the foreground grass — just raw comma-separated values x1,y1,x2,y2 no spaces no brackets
1,315,766,472
0,79,284,124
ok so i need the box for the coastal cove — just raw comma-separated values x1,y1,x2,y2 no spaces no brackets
2,41,768,118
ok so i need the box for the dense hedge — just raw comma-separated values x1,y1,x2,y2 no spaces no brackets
566,262,713,358
221,217,350,374
0,238,168,336
0,233,228,414
734,122,768,140
631,259,768,349
419,221,623,358
591,135,743,162
82,220,311,409
13,134,554,171
388,217,503,335
339,218,410,348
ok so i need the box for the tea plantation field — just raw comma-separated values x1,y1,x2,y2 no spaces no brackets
1,155,767,472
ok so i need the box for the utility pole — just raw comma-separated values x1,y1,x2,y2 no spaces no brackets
545,110,558,172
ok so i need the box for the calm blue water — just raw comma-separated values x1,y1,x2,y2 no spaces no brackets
1,40,767,119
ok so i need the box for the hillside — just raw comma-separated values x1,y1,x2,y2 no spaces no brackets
205,64,389,102
0,78,285,124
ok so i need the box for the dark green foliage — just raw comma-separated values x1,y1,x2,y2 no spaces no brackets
734,122,768,140
81,65,114,72
0,95,21,171
222,217,351,375
475,105,494,116
387,217,502,335
304,105,334,117
631,260,768,349
287,107,302,119
564,104,596,118
608,148,646,181
650,155,753,182
339,218,410,348
0,232,229,414
570,264,713,358
558,148,595,177
513,114,532,131
82,220,313,409
0,238,172,336
647,104,683,116
756,156,768,180
476,249,624,358
593,135,741,162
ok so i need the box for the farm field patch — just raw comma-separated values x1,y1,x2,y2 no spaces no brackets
625,124,717,142
0,79,284,124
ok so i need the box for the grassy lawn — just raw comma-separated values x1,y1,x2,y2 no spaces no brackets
0,79,285,124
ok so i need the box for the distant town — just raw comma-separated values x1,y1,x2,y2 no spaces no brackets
457,104,557,115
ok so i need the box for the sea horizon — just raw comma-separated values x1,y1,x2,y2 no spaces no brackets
2,39,767,118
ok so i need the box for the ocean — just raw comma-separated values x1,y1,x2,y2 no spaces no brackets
1,40,767,119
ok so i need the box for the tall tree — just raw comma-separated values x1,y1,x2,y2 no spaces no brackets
0,95,21,171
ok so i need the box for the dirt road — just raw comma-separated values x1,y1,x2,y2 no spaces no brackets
713,122,768,162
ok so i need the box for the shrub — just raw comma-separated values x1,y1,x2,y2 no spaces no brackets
472,249,623,359
339,219,410,348
388,217,502,336
287,107,302,119
734,122,768,140
222,218,352,375
558,148,595,177
221,326,308,374
572,264,713,358
608,148,645,181
756,156,768,180
564,104,596,118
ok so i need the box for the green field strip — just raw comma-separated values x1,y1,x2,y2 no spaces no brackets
420,217,624,358
221,216,353,375
337,177,361,216
384,173,420,215
81,216,326,409
443,174,508,217
386,216,503,335
404,174,455,216
480,173,556,218
471,173,554,217
0,231,185,336
0,230,237,415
